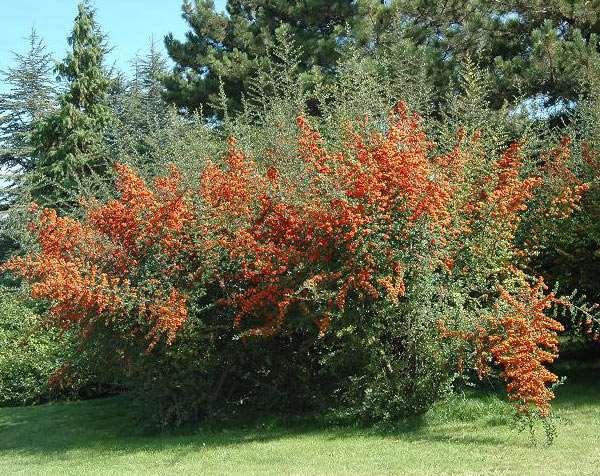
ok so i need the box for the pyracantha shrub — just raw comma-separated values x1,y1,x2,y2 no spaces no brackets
2,103,587,424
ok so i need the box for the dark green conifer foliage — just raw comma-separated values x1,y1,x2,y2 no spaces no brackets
32,1,112,206
165,0,600,121
382,1,600,118
163,0,388,116
0,29,56,174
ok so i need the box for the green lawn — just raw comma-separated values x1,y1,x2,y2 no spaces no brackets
0,363,598,475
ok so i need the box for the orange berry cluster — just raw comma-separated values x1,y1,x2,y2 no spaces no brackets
2,103,588,417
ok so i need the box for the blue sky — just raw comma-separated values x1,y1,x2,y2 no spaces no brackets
1,0,226,78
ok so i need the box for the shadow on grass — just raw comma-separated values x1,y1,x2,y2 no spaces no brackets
0,361,597,456
552,360,600,406
0,399,506,455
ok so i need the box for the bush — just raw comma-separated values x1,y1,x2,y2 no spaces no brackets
3,34,593,429
0,288,123,407
0,288,63,405
2,99,582,428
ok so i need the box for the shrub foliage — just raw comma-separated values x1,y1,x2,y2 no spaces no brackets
2,100,590,426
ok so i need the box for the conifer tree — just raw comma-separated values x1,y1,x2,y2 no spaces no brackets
163,0,388,116
381,1,600,118
105,40,170,166
32,1,112,205
0,29,56,173
165,0,600,120
0,30,57,260
132,39,168,117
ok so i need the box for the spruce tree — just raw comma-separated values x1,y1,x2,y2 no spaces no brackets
32,1,112,205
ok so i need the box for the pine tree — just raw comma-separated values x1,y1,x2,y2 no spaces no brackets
163,1,600,120
32,1,112,205
0,29,56,173
380,1,600,119
163,0,389,116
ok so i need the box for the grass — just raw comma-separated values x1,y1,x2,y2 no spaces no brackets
0,363,598,475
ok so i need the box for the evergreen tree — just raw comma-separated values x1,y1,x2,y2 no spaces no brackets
164,0,600,120
32,1,112,205
382,0,600,118
105,40,170,164
0,29,56,173
163,0,389,116
0,30,57,261
131,39,168,117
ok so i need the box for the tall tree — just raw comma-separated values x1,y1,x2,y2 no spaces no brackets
0,30,56,260
131,39,168,117
381,0,600,118
165,0,600,121
105,40,170,164
163,0,388,116
32,1,112,205
0,29,56,173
